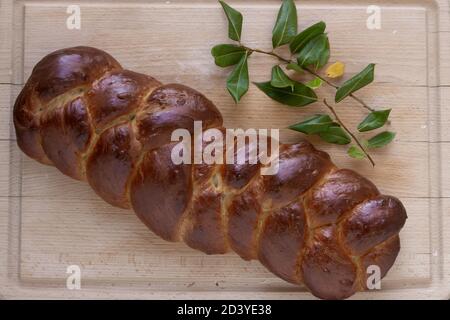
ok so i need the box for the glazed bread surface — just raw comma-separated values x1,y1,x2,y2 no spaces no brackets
14,47,407,299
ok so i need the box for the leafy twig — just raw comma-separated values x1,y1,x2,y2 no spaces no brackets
304,68,376,112
243,47,290,63
213,0,395,163
347,93,376,112
242,46,376,112
323,99,375,167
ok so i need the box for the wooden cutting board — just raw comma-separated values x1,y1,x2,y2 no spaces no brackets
0,0,449,299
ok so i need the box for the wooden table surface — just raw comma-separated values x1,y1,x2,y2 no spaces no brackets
0,0,449,299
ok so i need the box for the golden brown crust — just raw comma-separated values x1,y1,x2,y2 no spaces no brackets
301,226,358,300
228,178,265,260
305,169,380,228
31,46,121,103
341,195,407,256
360,235,400,288
40,96,92,179
258,200,306,284
13,47,408,300
14,81,52,164
262,143,334,207
85,70,160,128
130,143,192,241
183,186,228,254
136,84,223,151
86,122,141,208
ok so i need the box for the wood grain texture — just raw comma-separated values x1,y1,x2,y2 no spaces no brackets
0,85,13,140
0,0,449,299
0,0,13,83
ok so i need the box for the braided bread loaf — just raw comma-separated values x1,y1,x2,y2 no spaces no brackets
14,46,407,299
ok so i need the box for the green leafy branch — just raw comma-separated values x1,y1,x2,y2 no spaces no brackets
212,0,396,166
322,99,375,166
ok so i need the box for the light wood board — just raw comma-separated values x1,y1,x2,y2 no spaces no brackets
0,0,449,299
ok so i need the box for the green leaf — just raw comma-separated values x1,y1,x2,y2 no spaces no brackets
271,66,295,90
347,145,366,159
357,109,391,132
289,114,335,134
297,34,330,70
318,125,351,145
305,77,323,89
290,21,326,54
211,44,247,67
335,63,375,103
254,81,317,107
317,41,331,69
219,0,243,41
272,0,298,48
226,51,249,103
367,131,396,148
286,63,304,73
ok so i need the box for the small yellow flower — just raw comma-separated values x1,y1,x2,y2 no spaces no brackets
326,61,345,78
